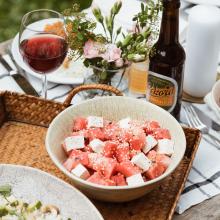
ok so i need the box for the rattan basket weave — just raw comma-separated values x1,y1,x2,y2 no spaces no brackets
0,84,201,220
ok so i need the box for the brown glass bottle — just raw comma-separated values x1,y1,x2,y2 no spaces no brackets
147,0,185,121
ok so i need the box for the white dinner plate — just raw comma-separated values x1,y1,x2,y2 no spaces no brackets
11,18,86,85
0,164,103,220
182,0,220,7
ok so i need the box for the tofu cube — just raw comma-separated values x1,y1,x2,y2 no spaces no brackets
71,164,90,180
142,135,158,154
131,152,152,171
87,116,104,128
90,139,105,153
126,173,144,186
64,136,85,151
118,117,131,129
156,139,174,156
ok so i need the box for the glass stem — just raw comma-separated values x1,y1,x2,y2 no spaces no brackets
41,74,47,99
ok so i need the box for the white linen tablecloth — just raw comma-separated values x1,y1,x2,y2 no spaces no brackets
0,0,220,215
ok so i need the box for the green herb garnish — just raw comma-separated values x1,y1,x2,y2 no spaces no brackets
0,184,12,197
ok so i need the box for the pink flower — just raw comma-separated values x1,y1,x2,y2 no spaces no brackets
83,40,105,59
102,44,122,62
115,58,124,68
83,41,121,62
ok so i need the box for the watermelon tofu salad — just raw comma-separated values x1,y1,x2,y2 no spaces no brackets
62,116,174,187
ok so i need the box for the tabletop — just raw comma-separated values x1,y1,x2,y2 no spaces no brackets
0,40,220,220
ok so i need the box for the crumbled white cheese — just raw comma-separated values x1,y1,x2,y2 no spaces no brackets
64,136,85,151
131,152,152,171
142,135,158,153
90,139,105,153
87,116,104,128
118,117,131,129
126,173,145,186
156,139,174,156
71,164,90,180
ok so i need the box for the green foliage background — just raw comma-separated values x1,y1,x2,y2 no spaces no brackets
0,0,92,42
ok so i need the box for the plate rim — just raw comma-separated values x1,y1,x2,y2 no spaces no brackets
0,163,104,220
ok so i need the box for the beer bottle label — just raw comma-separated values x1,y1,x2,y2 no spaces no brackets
146,71,178,112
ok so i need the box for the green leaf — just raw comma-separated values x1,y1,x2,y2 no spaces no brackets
116,27,122,35
0,207,8,217
77,33,84,40
141,3,144,12
0,185,11,197
132,17,137,21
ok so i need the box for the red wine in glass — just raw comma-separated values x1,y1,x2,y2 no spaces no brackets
20,34,68,73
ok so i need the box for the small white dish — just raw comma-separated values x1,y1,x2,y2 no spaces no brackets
0,164,103,220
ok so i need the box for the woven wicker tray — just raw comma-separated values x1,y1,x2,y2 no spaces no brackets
0,86,201,220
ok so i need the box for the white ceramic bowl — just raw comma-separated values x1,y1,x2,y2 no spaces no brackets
46,97,186,202
211,80,220,114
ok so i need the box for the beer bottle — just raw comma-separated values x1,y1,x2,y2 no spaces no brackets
147,0,185,121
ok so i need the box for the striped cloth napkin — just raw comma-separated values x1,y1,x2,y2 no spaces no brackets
177,104,220,214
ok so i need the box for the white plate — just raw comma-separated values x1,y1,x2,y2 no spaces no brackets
0,164,103,220
11,18,86,85
182,0,220,7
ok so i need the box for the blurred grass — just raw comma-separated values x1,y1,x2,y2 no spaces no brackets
0,0,92,42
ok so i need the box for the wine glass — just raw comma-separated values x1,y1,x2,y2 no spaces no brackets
19,9,68,98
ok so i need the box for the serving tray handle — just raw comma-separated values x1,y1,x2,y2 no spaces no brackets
63,84,123,107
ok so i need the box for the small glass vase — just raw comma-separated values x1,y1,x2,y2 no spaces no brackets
84,65,128,98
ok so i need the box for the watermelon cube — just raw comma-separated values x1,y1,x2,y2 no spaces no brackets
103,141,117,158
147,150,157,162
116,161,142,177
144,163,166,180
63,153,88,172
103,123,121,140
115,142,130,162
118,129,133,143
111,173,127,186
88,153,118,178
87,172,116,186
63,157,75,172
88,128,106,141
129,128,146,151
73,117,87,131
153,128,171,140
156,154,171,170
68,149,89,166
143,121,160,134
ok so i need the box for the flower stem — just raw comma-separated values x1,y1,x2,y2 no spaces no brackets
101,22,109,40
